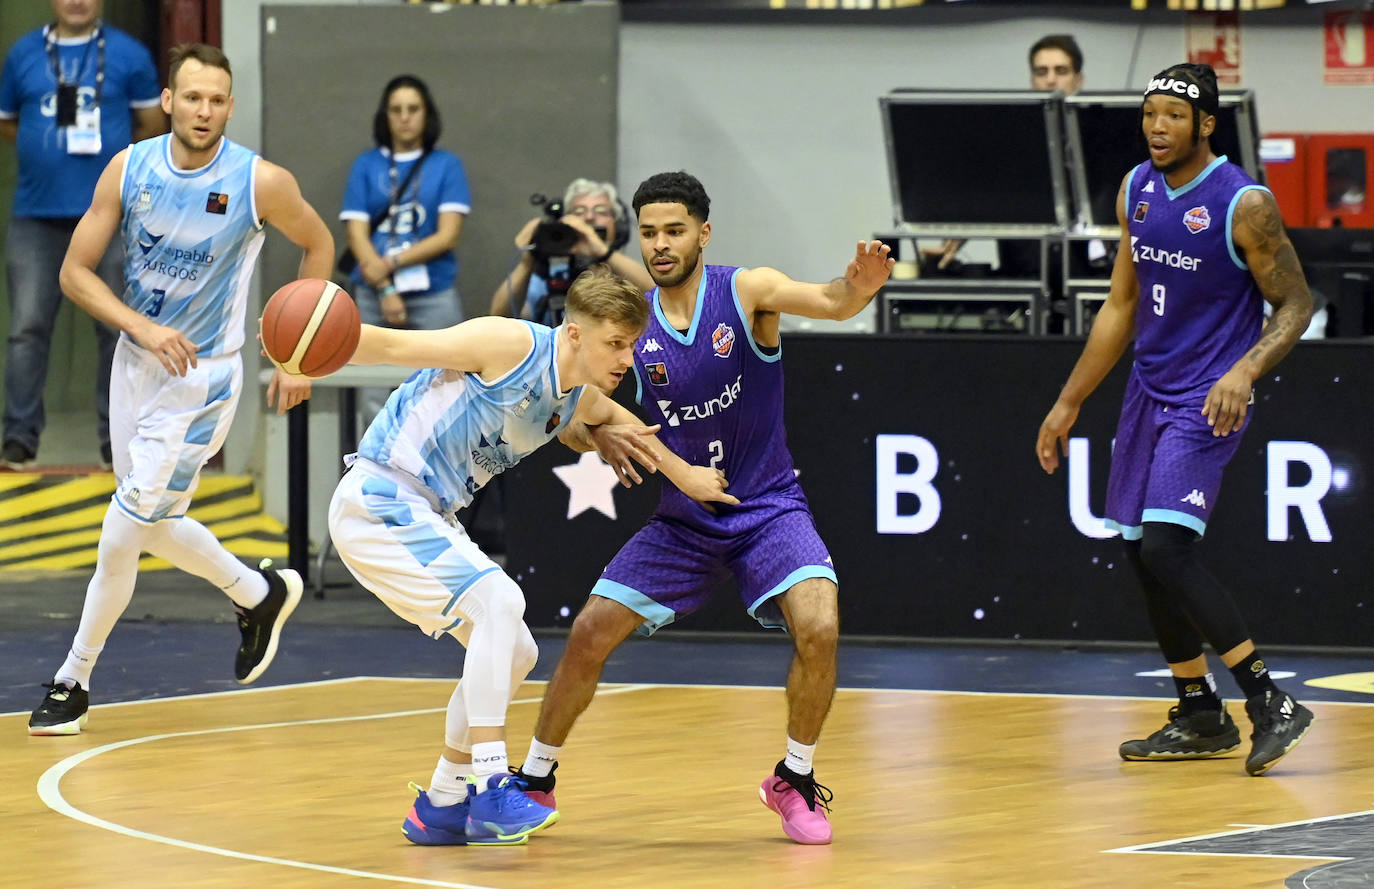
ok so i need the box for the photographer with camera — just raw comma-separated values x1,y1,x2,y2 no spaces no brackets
489,178,652,326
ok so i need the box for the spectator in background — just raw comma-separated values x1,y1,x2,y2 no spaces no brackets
490,178,653,327
1029,34,1084,95
340,74,470,422
0,0,165,469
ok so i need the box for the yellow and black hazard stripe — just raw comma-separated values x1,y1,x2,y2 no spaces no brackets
0,474,289,573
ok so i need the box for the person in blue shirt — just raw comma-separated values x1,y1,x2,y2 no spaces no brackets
0,0,165,468
26,44,333,737
1037,64,1315,777
340,74,471,422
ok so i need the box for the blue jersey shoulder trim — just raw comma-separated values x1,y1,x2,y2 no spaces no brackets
1225,184,1270,270
728,266,781,364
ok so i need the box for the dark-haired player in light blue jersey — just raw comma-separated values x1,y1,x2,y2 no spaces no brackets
516,171,894,845
1037,63,1315,776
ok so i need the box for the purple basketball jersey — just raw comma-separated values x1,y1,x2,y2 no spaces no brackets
633,264,800,530
1127,156,1266,400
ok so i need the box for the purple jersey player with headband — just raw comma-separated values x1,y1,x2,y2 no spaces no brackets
512,171,893,845
1037,63,1315,777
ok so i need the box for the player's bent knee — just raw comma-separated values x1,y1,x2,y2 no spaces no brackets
513,624,539,677
456,572,526,626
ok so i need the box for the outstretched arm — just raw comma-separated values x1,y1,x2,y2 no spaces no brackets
1036,173,1140,474
347,315,534,380
1202,188,1314,437
736,240,895,322
571,388,739,507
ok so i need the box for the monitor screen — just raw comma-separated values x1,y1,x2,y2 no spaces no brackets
1065,92,1262,226
882,94,1066,227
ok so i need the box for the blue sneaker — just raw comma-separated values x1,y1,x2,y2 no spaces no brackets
466,774,560,841
401,783,527,846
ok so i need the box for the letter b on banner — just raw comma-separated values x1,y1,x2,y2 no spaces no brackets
876,434,940,534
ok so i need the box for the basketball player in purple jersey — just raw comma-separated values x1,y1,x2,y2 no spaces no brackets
1037,64,1314,775
511,172,892,844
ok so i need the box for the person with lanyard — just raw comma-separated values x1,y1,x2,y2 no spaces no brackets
0,0,164,469
340,74,471,424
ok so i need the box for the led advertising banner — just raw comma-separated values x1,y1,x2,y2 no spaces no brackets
504,336,1370,646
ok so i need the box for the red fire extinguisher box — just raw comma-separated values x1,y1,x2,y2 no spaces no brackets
1307,134,1374,228
1263,133,1374,228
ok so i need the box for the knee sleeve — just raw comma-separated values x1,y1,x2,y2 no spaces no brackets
454,572,526,626
1138,523,1251,657
1124,538,1204,664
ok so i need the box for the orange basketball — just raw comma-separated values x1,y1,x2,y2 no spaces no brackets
261,278,361,378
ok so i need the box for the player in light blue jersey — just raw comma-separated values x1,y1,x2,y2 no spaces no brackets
28,45,334,736
517,172,894,846
324,265,735,846
1037,64,1314,776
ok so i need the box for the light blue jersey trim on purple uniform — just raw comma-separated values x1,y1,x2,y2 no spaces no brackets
1163,154,1228,201
727,268,783,364
591,578,679,634
746,565,837,627
1225,184,1270,270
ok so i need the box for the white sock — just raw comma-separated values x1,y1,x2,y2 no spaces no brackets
521,739,561,778
470,741,508,793
427,756,471,807
143,516,268,608
56,504,147,689
784,737,816,776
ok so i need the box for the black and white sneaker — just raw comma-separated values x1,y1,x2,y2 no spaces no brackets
1,440,35,470
1119,706,1241,760
29,682,90,735
1244,690,1315,776
234,560,302,684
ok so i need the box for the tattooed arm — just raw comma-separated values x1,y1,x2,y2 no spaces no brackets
1202,188,1314,437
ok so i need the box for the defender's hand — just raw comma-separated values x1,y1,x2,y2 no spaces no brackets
590,422,662,487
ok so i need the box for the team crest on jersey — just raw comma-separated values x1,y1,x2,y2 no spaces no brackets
711,323,735,359
1133,201,1149,223
206,192,229,215
1182,205,1211,234
646,361,669,386
136,188,152,213
545,411,561,434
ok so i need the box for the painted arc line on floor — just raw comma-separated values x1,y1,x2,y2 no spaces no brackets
35,683,652,889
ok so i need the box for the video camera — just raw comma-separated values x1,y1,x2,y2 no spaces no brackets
528,193,608,260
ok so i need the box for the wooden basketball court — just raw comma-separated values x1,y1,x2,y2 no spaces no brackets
7,678,1373,888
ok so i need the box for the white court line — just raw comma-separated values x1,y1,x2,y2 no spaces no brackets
35,683,653,889
26,677,1373,876
1105,806,1374,859
8,677,1374,720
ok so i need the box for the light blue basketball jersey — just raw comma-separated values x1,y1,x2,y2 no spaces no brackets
358,321,585,513
120,135,263,357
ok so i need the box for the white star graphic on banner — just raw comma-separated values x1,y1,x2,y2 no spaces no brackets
552,451,620,519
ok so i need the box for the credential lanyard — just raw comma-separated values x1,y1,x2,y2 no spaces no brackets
46,22,105,107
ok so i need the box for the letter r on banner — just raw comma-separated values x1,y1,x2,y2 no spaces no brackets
1267,441,1333,542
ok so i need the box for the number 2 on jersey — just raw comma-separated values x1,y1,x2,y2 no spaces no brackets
1152,283,1165,316
708,439,724,470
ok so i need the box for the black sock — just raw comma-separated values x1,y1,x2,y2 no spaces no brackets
1174,674,1223,713
1229,651,1279,700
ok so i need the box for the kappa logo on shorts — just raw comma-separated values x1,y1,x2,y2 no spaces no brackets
1133,201,1149,223
646,361,669,386
1180,488,1208,508
1182,205,1211,234
711,323,735,358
